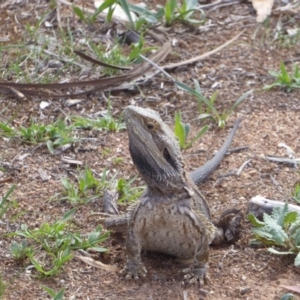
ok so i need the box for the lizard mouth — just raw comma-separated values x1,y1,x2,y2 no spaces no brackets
163,148,178,171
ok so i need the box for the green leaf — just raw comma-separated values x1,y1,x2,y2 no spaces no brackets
183,123,190,139
267,248,293,255
90,246,108,252
42,285,56,297
30,257,45,273
280,293,295,300
73,6,87,23
1,184,14,204
62,208,76,221
225,90,252,117
174,111,186,149
15,230,31,239
185,125,208,149
118,0,135,28
197,113,212,120
253,228,274,240
247,213,265,227
193,79,201,93
175,81,217,114
268,70,279,77
271,203,289,227
294,252,300,266
165,0,177,22
279,61,291,84
209,91,218,107
263,214,288,245
88,231,100,245
284,211,298,227
53,288,66,300
91,0,117,22
46,140,54,154
291,228,300,246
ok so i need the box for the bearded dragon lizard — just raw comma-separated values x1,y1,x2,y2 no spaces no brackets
101,106,242,283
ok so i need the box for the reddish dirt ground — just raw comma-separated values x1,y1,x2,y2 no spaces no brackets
0,0,300,299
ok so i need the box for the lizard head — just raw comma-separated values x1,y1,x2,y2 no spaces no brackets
124,105,186,192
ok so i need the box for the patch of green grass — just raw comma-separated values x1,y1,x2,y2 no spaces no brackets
10,240,30,261
60,167,117,204
117,176,145,203
247,203,300,267
164,0,204,26
0,110,124,153
176,79,251,128
194,82,251,128
72,99,125,132
25,10,51,41
73,0,119,25
264,62,300,92
0,185,16,219
139,54,251,129
0,275,8,299
17,119,80,153
10,209,109,277
174,111,208,149
101,148,111,156
112,157,123,165
0,22,79,84
60,166,144,205
71,111,125,132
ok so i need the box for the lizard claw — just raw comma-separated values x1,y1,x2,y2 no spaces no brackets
182,267,210,285
120,262,147,280
213,208,242,244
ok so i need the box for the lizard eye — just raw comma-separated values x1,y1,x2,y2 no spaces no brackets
145,122,155,131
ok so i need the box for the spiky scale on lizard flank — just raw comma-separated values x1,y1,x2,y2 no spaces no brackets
105,105,242,284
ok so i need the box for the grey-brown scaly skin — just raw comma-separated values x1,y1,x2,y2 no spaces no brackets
105,106,242,283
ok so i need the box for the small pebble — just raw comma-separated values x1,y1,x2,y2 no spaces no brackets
239,286,251,295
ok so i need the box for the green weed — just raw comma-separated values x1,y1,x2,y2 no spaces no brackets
247,203,300,266
264,62,300,92
117,176,145,203
0,275,8,299
112,157,123,165
60,167,117,204
74,0,130,25
165,0,204,26
176,80,251,128
25,10,51,40
71,111,125,132
10,240,31,260
17,119,80,153
174,111,208,149
0,185,16,219
42,285,65,300
10,209,109,277
139,54,250,128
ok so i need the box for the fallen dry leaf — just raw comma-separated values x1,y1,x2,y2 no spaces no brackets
75,255,119,272
280,285,300,295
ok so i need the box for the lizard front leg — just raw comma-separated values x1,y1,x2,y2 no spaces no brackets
183,236,210,285
121,226,147,280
